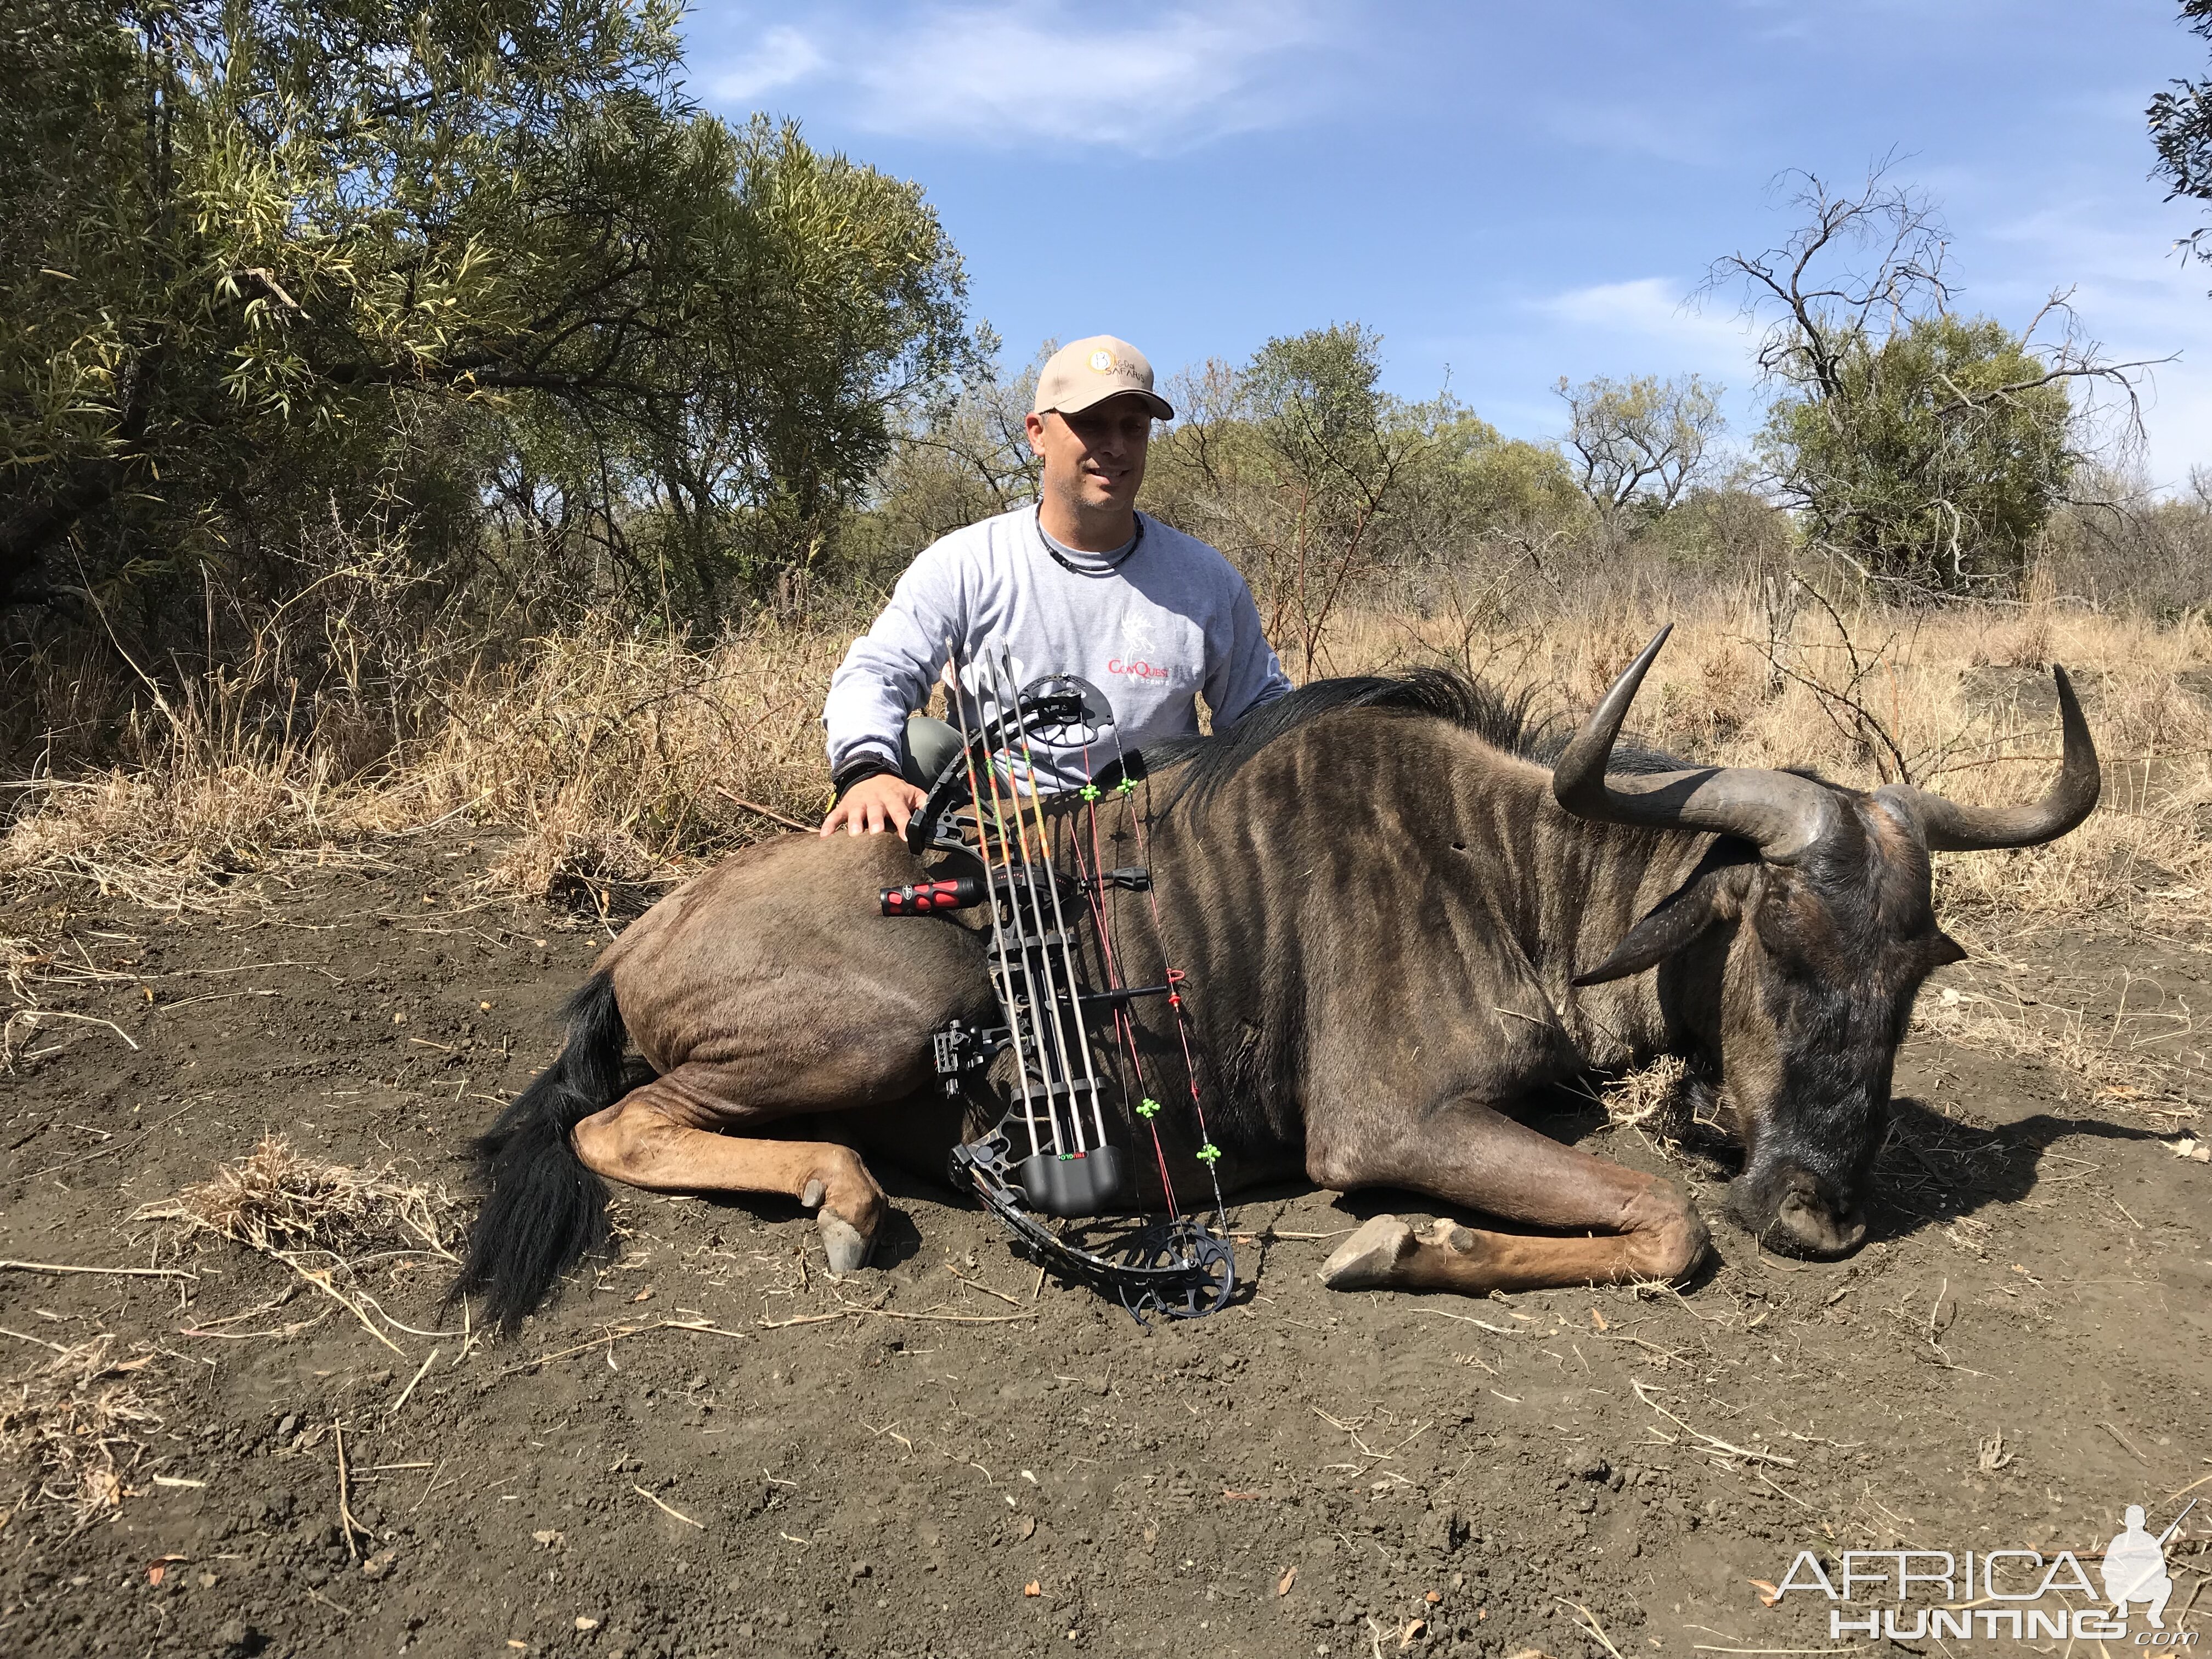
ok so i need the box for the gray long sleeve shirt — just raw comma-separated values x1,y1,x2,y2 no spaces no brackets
823,506,1292,793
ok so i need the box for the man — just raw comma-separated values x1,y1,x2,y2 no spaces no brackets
820,335,1291,834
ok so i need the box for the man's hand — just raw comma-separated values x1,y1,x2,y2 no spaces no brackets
820,772,926,838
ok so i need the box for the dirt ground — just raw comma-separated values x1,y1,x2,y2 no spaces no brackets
1,841,2207,1659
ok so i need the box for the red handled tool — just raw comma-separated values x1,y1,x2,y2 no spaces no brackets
879,876,985,915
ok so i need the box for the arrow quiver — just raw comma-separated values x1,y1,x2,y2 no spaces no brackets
877,647,1236,1324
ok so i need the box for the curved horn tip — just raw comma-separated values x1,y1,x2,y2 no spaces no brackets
1553,624,1673,814
1628,623,1674,676
2048,663,2095,756
1593,624,1675,719
1908,658,2102,852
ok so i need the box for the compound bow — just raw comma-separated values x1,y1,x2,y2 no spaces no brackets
879,644,1236,1324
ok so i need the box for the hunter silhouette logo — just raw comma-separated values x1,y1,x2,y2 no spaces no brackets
2103,1503,2184,1628
1770,1498,2199,1644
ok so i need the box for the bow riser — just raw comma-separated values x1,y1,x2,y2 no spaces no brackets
881,646,1237,1325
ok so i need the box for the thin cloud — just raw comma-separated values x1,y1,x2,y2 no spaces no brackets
700,2,1335,154
1533,277,1761,363
709,25,823,104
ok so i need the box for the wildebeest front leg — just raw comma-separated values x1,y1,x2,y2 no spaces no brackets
1311,1099,1709,1294
571,1068,887,1273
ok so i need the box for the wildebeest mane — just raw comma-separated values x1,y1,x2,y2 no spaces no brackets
1143,665,1688,817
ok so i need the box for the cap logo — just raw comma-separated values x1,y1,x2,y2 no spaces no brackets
1088,349,1115,374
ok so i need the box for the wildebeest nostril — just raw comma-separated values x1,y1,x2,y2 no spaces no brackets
1773,1186,1867,1257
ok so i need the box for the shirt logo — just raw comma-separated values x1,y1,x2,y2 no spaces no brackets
1106,658,1172,682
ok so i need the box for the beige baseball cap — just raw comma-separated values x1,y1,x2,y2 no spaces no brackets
1031,335,1174,421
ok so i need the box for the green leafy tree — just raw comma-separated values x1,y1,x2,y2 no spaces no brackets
0,0,972,623
2150,0,2212,267
1711,167,2145,592
1760,314,2072,588
844,341,1041,588
1398,410,1584,544
1555,374,1725,523
1137,326,1406,674
1145,325,1582,672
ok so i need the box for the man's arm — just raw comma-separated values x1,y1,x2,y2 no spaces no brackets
819,543,965,835
1202,563,1294,732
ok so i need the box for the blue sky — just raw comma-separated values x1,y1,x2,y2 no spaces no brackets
683,1,2212,488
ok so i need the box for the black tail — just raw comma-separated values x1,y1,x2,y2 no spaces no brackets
451,971,628,1333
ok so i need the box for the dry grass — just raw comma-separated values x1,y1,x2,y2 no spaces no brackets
1,936,39,1002
0,565,2205,938
133,1135,464,1355
1597,1053,1693,1135
1913,977,2208,1126
138,1133,458,1260
398,622,847,902
0,1335,162,1534
1,614,850,912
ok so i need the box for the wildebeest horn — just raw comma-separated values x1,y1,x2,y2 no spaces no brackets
1551,626,1843,863
1887,665,2100,850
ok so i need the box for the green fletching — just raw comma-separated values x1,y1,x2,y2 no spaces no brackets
1136,1098,1161,1119
1115,777,1137,795
1195,1142,1222,1164
1080,783,1100,802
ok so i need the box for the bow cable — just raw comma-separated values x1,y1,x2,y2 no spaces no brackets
1072,741,1182,1220
1101,720,1229,1224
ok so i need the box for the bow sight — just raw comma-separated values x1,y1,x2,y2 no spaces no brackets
877,645,1236,1325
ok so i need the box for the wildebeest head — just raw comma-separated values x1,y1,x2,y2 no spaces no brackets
1552,628,2100,1259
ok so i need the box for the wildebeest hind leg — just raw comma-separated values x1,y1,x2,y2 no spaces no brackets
1313,1099,1708,1295
571,1068,887,1273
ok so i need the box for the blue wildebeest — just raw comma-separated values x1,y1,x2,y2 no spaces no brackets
454,630,2097,1328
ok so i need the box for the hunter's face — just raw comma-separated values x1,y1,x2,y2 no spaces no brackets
1029,397,1153,515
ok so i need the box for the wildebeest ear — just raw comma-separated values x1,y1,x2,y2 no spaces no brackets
1928,930,1967,967
1572,869,1739,987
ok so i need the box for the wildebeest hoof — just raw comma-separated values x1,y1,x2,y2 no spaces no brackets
817,1207,874,1275
1319,1214,1418,1290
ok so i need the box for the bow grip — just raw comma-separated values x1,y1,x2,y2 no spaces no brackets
880,875,985,916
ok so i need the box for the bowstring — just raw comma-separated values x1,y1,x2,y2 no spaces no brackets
931,649,1229,1311
1074,737,1181,1221
1103,725,1228,1227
